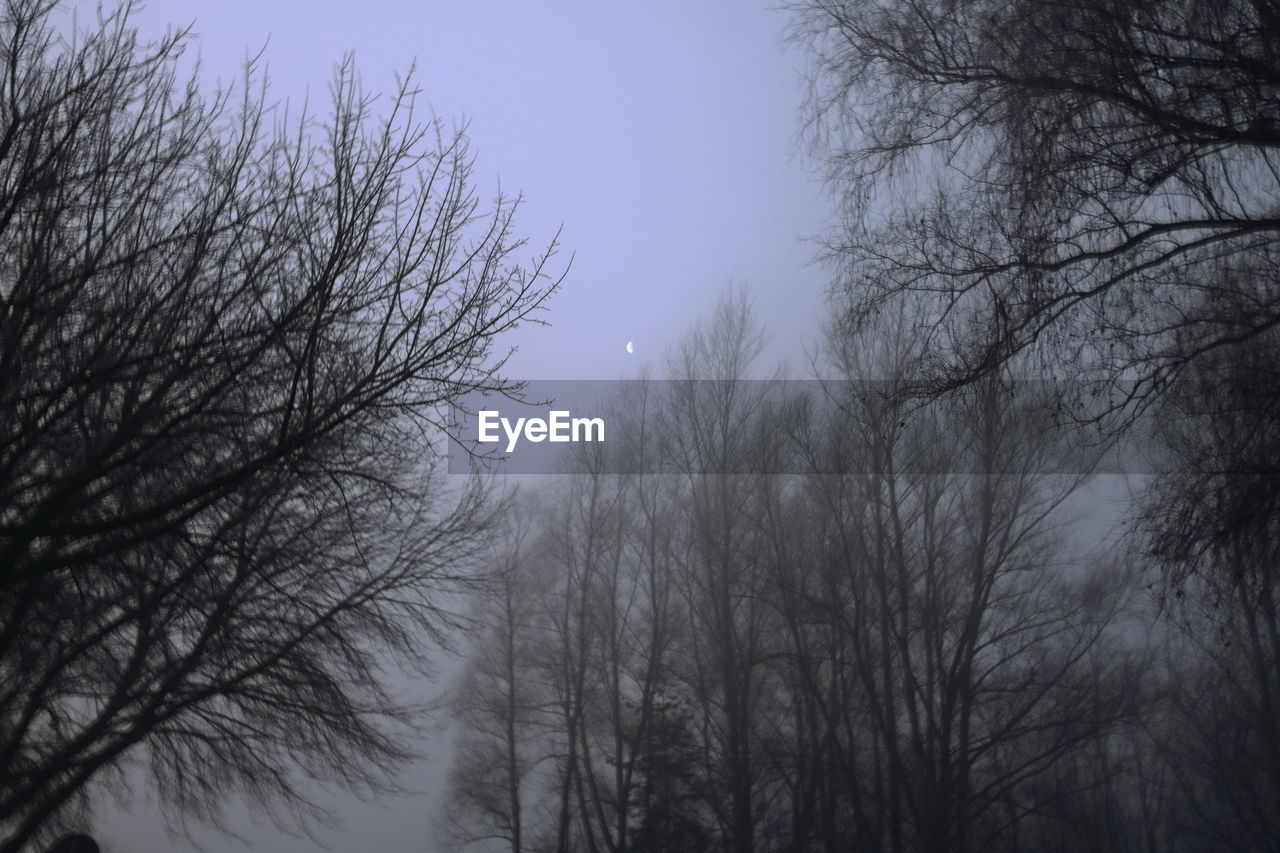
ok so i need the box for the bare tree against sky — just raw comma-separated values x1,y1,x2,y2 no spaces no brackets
0,0,562,848
790,0,1280,414
442,507,545,853
663,291,787,853
441,294,1146,853
444,386,703,853
786,1,1280,850
559,404,688,853
782,312,1141,853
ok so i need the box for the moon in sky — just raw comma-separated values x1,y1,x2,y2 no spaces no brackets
625,341,634,354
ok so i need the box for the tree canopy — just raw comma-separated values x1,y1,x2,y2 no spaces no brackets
0,1,563,848
792,0,1280,411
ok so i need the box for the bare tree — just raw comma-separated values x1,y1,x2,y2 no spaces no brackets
1139,322,1280,852
533,409,684,853
560,394,693,853
791,314,1140,853
662,291,792,853
788,6,1280,841
438,289,1155,852
0,1,563,848
443,297,793,853
790,0,1280,413
443,378,709,853
443,506,547,853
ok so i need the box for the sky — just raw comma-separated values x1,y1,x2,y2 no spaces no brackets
114,0,832,380
74,2,833,851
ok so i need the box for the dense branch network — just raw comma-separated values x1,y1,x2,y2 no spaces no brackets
0,1,564,849
792,0,1280,412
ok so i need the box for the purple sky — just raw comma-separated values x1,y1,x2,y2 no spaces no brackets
118,0,832,379
79,1,832,850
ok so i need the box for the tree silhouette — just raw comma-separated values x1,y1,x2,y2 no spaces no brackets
1139,314,1280,851
0,1,562,849
627,695,708,853
441,296,1146,852
791,0,1280,414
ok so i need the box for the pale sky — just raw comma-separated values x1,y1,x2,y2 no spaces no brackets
78,2,831,851
118,0,831,378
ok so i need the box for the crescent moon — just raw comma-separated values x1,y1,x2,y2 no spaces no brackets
625,341,634,354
